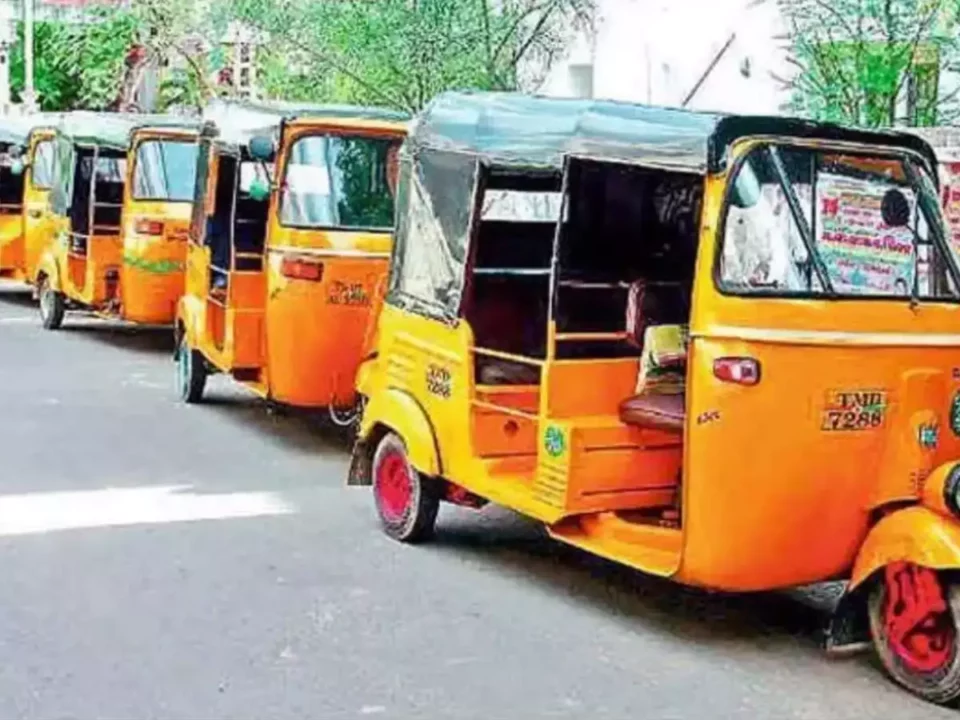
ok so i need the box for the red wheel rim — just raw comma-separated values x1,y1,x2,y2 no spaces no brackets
884,562,956,674
375,449,412,523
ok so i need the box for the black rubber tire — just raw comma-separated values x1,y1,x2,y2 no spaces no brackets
869,569,960,706
176,334,207,404
38,276,65,330
371,432,440,543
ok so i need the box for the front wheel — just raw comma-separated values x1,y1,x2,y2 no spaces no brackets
371,432,439,543
869,562,960,705
38,277,65,330
176,335,207,404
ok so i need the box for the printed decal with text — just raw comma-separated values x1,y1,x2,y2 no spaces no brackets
425,364,452,399
327,281,370,307
821,389,887,432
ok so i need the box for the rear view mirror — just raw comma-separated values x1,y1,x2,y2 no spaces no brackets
881,188,911,228
248,135,276,163
730,159,761,209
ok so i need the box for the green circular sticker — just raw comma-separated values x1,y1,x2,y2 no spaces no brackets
544,426,565,457
951,393,960,437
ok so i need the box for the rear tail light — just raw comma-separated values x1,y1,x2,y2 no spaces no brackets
280,257,324,282
713,357,761,385
134,218,164,236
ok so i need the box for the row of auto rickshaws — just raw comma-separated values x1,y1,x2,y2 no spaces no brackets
4,93,960,704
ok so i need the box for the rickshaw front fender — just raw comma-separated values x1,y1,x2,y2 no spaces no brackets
35,251,61,292
175,294,204,351
825,506,960,654
849,505,960,592
357,388,442,479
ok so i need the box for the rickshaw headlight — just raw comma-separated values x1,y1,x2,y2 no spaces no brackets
943,464,960,517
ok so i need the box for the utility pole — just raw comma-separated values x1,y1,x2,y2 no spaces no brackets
0,0,14,113
21,0,36,112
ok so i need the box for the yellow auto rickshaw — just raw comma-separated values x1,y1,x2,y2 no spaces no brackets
351,91,960,703
35,112,200,329
175,100,407,418
0,113,61,284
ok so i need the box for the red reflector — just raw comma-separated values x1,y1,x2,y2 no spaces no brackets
280,257,324,282
134,218,164,236
713,357,760,385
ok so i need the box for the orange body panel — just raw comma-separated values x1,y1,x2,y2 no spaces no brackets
120,199,191,324
0,211,24,278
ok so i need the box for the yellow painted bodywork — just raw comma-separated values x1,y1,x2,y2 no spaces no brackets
46,127,196,324
179,115,405,408
0,128,55,284
359,134,960,593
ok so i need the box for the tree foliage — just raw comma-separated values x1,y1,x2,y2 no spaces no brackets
778,0,960,127
11,0,217,112
224,0,595,111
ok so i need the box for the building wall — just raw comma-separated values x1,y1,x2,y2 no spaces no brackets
541,0,794,114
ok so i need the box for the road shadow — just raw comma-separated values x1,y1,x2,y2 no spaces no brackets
0,285,34,308
58,322,175,356
196,389,354,457
427,509,859,661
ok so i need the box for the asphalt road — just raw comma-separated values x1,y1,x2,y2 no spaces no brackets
0,282,952,720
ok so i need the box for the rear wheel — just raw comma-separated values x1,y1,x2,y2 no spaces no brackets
371,432,439,543
38,276,64,330
869,562,960,705
176,335,207,404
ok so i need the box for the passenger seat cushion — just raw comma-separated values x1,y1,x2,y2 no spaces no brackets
618,393,685,433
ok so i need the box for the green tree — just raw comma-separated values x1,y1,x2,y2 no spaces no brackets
223,0,595,111
11,0,219,112
10,21,78,111
778,0,960,127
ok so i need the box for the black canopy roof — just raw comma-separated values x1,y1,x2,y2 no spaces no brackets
409,91,939,176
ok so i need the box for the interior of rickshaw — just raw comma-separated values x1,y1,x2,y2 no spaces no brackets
459,155,701,521
56,141,127,301
194,136,272,358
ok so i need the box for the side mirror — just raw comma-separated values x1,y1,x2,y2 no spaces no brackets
882,188,911,228
730,160,762,209
248,135,276,163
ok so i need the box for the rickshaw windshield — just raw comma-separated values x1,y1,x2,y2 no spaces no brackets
279,133,398,231
719,144,960,300
132,139,198,202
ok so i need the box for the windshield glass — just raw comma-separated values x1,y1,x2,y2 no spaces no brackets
719,144,959,300
133,139,198,202
279,134,399,230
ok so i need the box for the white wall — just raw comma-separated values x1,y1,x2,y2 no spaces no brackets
541,0,794,115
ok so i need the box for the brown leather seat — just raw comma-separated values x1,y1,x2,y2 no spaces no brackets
619,393,685,433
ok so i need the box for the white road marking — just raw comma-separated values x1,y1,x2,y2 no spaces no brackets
0,485,294,537
0,316,35,325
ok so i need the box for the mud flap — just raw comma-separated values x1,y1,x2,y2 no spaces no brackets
347,437,372,487
824,584,871,656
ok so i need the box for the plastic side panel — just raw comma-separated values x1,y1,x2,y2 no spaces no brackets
266,254,388,408
0,215,24,271
121,203,190,324
229,310,264,368
849,506,960,590
544,360,639,418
